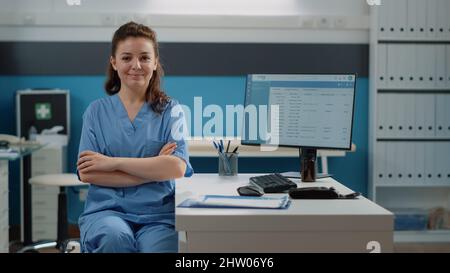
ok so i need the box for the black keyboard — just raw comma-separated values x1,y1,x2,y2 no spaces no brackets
249,173,297,193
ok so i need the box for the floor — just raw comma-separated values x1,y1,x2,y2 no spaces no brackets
10,243,450,253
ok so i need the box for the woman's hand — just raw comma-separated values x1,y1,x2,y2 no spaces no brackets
77,150,118,173
159,142,177,156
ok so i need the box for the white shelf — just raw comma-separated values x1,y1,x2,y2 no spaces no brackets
378,87,450,91
394,230,450,243
376,184,450,188
377,137,450,141
378,38,450,43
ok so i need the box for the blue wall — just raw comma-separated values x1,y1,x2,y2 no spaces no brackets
0,75,368,225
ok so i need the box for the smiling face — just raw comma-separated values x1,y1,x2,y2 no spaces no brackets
110,37,157,94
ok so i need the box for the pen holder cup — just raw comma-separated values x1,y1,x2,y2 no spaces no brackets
218,152,238,176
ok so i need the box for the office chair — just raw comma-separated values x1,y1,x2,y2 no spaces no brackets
17,174,84,253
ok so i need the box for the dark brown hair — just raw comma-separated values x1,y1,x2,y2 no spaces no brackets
105,21,169,114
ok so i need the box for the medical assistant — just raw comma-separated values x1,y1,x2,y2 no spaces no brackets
77,93,193,252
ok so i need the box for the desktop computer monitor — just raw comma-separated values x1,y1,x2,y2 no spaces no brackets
241,74,356,181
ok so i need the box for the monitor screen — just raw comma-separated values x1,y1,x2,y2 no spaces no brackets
241,74,356,150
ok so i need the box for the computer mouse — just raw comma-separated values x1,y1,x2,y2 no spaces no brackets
237,186,263,197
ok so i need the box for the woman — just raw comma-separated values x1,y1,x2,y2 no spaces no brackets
77,22,193,253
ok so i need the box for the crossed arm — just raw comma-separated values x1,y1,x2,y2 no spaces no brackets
77,142,187,187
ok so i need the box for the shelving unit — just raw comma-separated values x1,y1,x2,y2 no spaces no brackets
369,0,450,243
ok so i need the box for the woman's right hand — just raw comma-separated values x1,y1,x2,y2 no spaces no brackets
159,142,177,156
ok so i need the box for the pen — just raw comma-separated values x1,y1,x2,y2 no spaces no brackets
228,145,239,160
219,140,224,153
213,141,219,151
213,141,223,153
226,140,230,153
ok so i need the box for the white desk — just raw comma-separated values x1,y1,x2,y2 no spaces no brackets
176,174,393,253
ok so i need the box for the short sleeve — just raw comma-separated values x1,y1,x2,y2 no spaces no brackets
165,101,194,177
77,104,101,180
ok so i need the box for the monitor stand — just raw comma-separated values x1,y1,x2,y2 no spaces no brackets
280,148,332,182
300,148,316,182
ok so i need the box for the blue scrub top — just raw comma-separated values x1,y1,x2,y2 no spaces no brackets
78,94,193,227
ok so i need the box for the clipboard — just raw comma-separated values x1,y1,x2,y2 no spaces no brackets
177,195,291,209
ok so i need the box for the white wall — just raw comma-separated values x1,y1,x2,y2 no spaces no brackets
0,0,370,43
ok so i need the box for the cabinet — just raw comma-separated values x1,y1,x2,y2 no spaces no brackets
0,160,9,252
31,147,66,241
369,0,450,243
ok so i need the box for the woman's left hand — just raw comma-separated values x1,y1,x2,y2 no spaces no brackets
77,150,117,173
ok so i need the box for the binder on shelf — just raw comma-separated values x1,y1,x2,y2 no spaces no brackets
424,142,435,185
446,95,450,137
398,45,408,87
387,44,397,88
405,142,416,184
392,141,402,185
415,45,428,89
386,93,395,138
425,45,437,89
436,0,448,40
394,142,405,184
416,0,427,39
394,45,403,88
406,0,419,39
436,45,447,88
446,45,450,88
378,44,387,88
404,95,415,137
445,143,450,184
377,1,389,38
423,94,436,137
414,94,426,137
377,93,387,138
404,44,416,88
415,142,426,185
389,94,398,137
375,141,386,185
447,0,450,41
394,94,406,137
426,0,438,39
395,0,408,38
386,0,397,39
433,142,442,185
385,142,396,184
435,94,447,137
435,142,446,185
